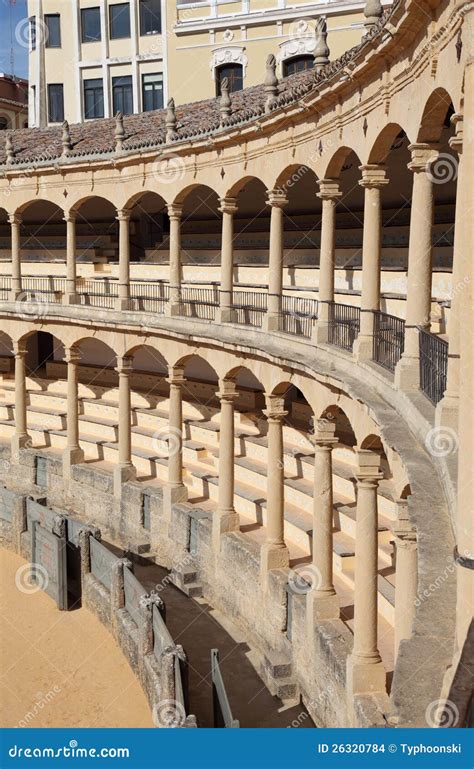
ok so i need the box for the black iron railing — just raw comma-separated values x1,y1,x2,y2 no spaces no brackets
76,279,118,309
129,281,169,314
373,311,405,372
179,286,219,321
0,275,11,300
232,290,267,327
278,295,318,338
20,276,66,304
418,327,448,405
328,301,360,351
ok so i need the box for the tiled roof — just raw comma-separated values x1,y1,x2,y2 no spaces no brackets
0,6,398,169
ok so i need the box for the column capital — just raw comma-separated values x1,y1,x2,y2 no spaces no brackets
448,113,463,155
407,142,440,172
13,340,27,357
116,355,133,375
219,197,238,215
264,393,287,421
65,347,81,365
167,203,183,220
312,417,338,447
8,213,22,226
317,179,342,200
217,378,238,402
266,189,288,209
63,211,77,224
167,365,185,387
354,448,383,484
116,209,131,222
358,164,389,189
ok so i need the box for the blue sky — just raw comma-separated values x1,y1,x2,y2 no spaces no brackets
0,0,29,79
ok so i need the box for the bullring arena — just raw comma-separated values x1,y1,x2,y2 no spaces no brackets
0,0,472,729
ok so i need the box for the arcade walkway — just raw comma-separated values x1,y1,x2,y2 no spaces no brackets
0,548,153,728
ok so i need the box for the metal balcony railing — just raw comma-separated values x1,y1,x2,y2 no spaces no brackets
278,295,318,338
418,327,448,405
179,286,219,321
20,276,66,304
327,301,360,351
232,290,267,327
76,279,118,309
373,311,405,372
129,281,169,314
0,275,11,300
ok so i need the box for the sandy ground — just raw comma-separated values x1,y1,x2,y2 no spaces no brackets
0,548,153,728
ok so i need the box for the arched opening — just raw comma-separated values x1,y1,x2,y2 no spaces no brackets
177,185,221,268
215,63,243,96
17,200,65,270
276,165,320,280
124,192,168,263
0,117,10,130
72,196,119,266
22,331,65,376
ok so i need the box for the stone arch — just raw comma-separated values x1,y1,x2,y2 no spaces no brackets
0,331,13,357
323,146,360,179
417,88,456,143
124,343,168,373
72,337,118,370
225,175,268,199
319,404,357,447
17,329,66,377
68,193,118,216
368,123,409,165
172,183,220,209
273,163,319,194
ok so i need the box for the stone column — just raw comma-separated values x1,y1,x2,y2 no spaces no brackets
113,356,136,497
64,212,78,305
11,340,29,459
313,180,341,343
353,165,388,361
217,197,238,323
307,419,339,628
167,204,183,316
213,379,240,551
392,501,418,659
163,366,188,514
395,143,439,391
436,115,463,429
116,210,131,311
9,214,22,301
347,450,386,705
264,190,288,331
261,394,289,581
62,347,84,478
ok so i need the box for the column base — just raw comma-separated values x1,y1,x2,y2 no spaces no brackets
115,298,132,312
260,542,289,584
165,302,182,317
435,392,459,431
212,509,240,552
394,354,420,392
162,483,188,516
312,321,330,345
11,434,30,461
9,290,22,303
63,293,79,306
113,463,136,497
306,590,339,629
263,313,280,332
216,307,235,324
346,653,386,697
353,333,373,362
62,446,84,478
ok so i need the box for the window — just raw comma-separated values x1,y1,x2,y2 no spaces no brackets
109,3,130,39
112,75,133,115
47,84,64,123
81,7,101,43
83,78,104,119
215,64,243,97
140,0,161,35
142,73,163,111
45,14,61,48
0,118,9,130
30,17,36,50
283,55,314,77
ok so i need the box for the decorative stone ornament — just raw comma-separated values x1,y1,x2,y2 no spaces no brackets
5,134,14,164
314,17,330,71
264,54,279,113
364,0,383,30
114,112,125,152
61,121,72,157
219,77,232,123
165,98,178,143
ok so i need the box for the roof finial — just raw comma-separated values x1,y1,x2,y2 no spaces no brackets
5,134,14,164
166,98,178,143
363,0,383,32
219,77,232,124
264,54,278,113
61,120,72,156
314,17,330,71
114,112,125,152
